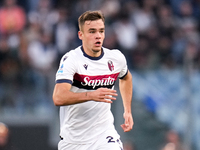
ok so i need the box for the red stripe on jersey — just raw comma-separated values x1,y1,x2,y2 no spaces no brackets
74,73,119,81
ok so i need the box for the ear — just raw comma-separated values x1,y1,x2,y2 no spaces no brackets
78,31,83,40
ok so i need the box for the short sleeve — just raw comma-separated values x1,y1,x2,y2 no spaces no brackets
117,50,128,79
55,52,77,84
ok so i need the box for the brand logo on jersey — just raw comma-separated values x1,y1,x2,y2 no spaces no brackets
108,60,114,71
63,56,68,61
81,76,115,89
83,64,88,70
73,73,119,90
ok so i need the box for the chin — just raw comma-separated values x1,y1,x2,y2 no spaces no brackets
92,47,101,53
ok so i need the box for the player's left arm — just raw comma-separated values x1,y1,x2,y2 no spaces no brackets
119,70,134,132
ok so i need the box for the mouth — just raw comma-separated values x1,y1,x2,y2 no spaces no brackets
95,41,101,47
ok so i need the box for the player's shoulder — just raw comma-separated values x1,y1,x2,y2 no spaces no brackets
103,47,125,59
61,46,81,62
103,47,123,55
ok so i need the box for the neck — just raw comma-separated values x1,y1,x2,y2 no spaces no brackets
82,45,102,57
81,46,104,60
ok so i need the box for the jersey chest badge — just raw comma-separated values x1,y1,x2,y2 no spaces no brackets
108,60,114,71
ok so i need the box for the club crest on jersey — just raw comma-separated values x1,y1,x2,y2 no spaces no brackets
108,60,114,71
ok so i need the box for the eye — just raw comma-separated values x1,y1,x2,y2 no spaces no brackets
89,30,95,33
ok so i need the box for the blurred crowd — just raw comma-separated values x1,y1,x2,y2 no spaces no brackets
0,0,200,114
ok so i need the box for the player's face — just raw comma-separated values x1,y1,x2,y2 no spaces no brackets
78,19,105,57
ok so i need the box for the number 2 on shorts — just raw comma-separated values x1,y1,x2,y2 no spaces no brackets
106,136,115,143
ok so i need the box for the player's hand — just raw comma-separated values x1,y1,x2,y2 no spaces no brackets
121,112,134,132
88,88,118,103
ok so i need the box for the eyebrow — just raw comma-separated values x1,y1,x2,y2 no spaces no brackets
88,28,105,31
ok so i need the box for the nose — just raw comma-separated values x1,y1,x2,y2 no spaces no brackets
95,32,101,39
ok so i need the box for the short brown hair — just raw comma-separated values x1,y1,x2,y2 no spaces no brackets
78,10,105,31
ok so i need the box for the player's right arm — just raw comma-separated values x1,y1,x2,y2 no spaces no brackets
52,83,118,106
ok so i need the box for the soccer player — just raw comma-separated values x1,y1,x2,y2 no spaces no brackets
53,10,133,150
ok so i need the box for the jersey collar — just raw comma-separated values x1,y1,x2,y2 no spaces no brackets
81,46,104,60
